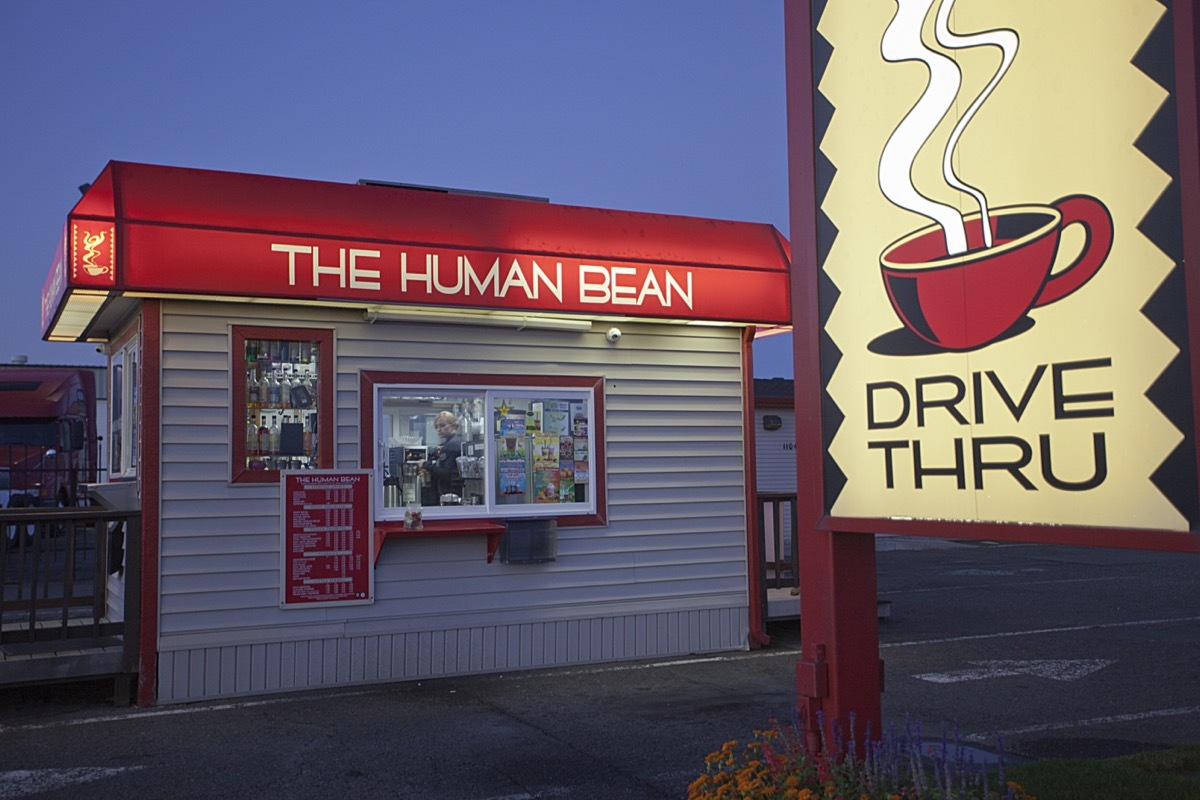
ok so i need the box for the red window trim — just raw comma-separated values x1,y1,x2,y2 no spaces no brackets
231,325,335,484
359,370,607,528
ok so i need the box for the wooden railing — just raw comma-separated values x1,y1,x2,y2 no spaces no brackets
753,491,801,623
757,492,799,591
0,506,140,694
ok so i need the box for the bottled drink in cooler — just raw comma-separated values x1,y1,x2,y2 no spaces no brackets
248,367,260,408
268,373,283,407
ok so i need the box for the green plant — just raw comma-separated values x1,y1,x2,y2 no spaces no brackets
1006,745,1200,800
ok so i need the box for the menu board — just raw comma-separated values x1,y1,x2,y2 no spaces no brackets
280,470,374,608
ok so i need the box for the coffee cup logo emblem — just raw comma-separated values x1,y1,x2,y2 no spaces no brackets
71,222,116,284
877,0,1112,352
80,231,110,276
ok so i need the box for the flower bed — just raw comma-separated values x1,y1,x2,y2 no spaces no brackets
689,716,1033,800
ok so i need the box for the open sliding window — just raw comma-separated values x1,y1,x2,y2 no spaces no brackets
361,372,605,525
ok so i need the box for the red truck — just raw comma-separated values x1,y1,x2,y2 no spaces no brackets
0,367,99,511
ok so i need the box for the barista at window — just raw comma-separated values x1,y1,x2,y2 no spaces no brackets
423,410,463,503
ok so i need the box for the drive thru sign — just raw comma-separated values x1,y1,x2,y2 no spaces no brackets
785,0,1200,749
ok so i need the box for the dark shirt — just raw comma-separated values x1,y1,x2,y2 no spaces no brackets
427,433,463,498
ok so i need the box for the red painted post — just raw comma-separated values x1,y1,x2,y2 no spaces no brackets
784,0,883,751
743,327,771,649
137,300,162,707
795,531,881,751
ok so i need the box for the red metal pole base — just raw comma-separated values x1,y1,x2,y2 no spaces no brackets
795,530,882,753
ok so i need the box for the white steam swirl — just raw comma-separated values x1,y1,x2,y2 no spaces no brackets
879,0,1019,256
934,0,1019,249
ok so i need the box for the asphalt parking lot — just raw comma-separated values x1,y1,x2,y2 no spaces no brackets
876,539,1200,761
0,539,1196,799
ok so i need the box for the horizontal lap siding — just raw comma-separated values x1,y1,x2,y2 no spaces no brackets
753,409,797,563
155,302,749,703
755,408,797,493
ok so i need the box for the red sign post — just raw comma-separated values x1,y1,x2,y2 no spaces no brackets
281,470,374,608
786,0,1200,749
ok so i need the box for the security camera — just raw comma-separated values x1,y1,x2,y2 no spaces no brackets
605,327,622,343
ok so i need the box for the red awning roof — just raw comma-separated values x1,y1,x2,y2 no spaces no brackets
45,161,792,341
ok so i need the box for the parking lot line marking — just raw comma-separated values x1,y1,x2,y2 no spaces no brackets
914,658,1113,684
482,790,573,800
0,688,377,734
494,646,803,681
0,767,144,799
881,615,1200,649
963,705,1200,742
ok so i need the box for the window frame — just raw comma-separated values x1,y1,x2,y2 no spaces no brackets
231,325,335,484
360,371,606,527
108,324,140,479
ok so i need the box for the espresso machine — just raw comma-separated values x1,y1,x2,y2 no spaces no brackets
401,446,427,504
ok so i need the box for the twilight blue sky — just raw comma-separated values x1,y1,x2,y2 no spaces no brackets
1,1,795,378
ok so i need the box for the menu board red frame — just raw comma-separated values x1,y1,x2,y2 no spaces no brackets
280,470,374,608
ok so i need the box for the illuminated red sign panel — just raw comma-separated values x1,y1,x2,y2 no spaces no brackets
40,225,69,337
71,221,116,287
43,162,792,334
120,223,784,322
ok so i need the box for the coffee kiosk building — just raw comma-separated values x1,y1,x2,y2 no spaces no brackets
42,161,790,704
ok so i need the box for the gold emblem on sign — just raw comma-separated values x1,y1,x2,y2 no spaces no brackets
80,230,110,276
72,223,115,282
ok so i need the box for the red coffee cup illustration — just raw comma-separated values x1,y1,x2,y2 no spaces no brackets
879,195,1113,351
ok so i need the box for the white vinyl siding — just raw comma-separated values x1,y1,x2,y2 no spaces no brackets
154,301,750,703
754,408,797,493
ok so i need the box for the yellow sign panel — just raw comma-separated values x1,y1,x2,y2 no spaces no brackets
814,1,1194,530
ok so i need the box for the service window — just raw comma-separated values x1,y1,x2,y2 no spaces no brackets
231,326,334,483
364,373,602,522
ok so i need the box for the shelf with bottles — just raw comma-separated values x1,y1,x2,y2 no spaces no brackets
243,341,320,472
243,409,319,472
232,326,334,483
244,338,317,368
244,341,319,412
